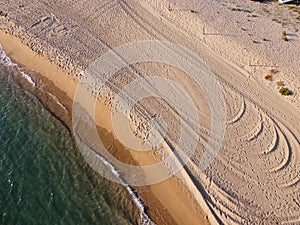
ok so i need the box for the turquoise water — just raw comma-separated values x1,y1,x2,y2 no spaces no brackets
0,66,136,225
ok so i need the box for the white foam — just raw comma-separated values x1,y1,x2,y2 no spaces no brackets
77,67,155,225
96,153,155,225
0,45,15,67
0,44,36,87
47,91,68,112
20,71,36,87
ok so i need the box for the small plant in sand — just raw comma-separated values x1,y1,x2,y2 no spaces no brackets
282,30,289,41
262,8,269,13
276,81,285,86
282,36,289,41
272,18,281,24
282,22,287,27
229,7,251,13
264,74,272,81
279,87,292,96
167,3,172,12
292,8,300,13
264,69,276,81
269,69,277,75
252,39,259,44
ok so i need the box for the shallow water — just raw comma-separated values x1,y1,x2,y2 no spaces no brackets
0,66,136,225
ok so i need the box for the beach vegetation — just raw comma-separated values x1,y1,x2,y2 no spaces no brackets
268,69,276,74
282,30,287,35
228,7,252,13
262,8,269,13
272,18,281,23
293,8,300,13
279,87,292,96
190,9,198,13
264,74,273,81
283,36,289,41
281,22,287,28
276,81,284,86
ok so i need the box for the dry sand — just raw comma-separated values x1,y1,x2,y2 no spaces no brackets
1,0,300,224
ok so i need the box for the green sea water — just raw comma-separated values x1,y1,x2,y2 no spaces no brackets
0,66,136,225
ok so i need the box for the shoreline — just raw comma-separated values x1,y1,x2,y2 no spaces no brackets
1,0,300,223
0,29,212,225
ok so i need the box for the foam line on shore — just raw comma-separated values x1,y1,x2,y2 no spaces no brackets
0,44,35,86
96,152,155,225
0,42,155,225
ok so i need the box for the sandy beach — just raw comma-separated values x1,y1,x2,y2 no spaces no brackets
1,0,300,224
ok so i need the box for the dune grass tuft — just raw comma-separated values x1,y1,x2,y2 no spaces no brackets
279,87,292,96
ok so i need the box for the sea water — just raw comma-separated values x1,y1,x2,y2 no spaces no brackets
0,64,137,224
